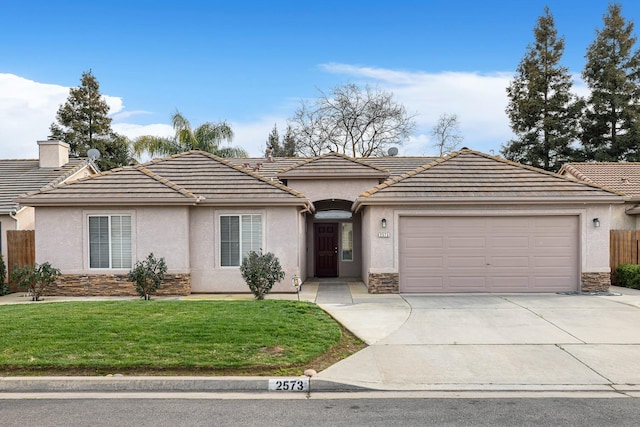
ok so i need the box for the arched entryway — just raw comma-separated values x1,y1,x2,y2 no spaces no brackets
307,199,361,279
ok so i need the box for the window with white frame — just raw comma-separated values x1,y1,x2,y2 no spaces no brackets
220,214,262,267
89,215,132,269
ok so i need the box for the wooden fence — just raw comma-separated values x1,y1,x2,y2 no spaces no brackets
610,230,640,284
6,230,35,291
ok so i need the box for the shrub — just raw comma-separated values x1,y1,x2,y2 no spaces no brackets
0,254,7,295
240,250,285,300
616,263,640,289
128,253,167,300
10,262,61,301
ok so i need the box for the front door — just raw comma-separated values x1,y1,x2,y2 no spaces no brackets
315,223,338,277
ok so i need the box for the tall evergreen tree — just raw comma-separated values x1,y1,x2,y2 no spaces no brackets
50,70,113,158
280,125,297,157
502,7,582,171
581,2,640,161
266,124,282,155
50,70,133,170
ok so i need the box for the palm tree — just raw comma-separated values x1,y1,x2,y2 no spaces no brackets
133,111,248,158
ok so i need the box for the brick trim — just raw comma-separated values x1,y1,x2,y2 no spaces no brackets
581,272,610,292
367,273,399,294
44,273,191,297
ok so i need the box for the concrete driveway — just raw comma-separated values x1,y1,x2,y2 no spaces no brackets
315,282,640,394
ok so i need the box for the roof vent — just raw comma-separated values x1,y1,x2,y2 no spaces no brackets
622,178,630,184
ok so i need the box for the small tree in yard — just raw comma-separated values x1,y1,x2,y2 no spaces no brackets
0,254,8,295
240,250,285,300
10,262,61,301
128,253,167,300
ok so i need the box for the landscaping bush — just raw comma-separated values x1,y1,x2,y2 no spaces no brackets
10,262,61,301
128,253,167,300
616,263,640,289
0,254,7,295
240,250,285,300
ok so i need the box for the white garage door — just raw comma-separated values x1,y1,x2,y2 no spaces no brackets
399,216,579,293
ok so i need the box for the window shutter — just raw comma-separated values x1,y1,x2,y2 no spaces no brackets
89,216,110,268
241,215,262,259
221,216,240,267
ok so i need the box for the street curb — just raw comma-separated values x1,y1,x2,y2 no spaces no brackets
0,376,366,393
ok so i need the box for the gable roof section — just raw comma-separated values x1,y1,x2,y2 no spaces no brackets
0,158,94,213
277,152,389,180
354,149,623,210
559,162,640,198
17,151,311,209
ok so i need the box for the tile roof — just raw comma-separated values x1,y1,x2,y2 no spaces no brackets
226,155,438,179
276,152,389,179
17,151,311,208
0,158,93,213
559,162,640,197
354,149,623,209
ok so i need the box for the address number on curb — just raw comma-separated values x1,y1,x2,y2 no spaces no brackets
268,378,309,392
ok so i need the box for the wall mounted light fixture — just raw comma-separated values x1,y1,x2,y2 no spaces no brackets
593,218,600,228
381,218,387,228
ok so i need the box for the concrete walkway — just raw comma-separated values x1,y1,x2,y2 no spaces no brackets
1,282,640,395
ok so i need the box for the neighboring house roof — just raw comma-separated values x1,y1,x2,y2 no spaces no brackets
226,155,438,180
353,149,623,210
277,152,389,180
17,151,312,209
559,162,640,198
0,158,95,214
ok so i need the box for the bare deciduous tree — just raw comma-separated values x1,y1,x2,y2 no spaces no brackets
431,113,464,156
290,83,416,157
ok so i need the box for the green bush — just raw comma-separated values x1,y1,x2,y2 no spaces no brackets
128,253,167,300
0,254,7,295
10,262,61,301
616,263,640,289
240,250,285,300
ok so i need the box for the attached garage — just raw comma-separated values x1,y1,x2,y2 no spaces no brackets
399,216,580,293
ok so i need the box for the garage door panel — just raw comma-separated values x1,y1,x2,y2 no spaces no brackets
449,236,486,249
491,256,530,267
492,236,530,248
399,216,579,293
449,276,487,289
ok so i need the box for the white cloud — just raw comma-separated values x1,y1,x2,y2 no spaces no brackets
230,116,288,157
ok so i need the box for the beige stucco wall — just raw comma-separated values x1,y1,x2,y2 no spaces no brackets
286,178,380,202
189,205,302,293
0,214,17,265
361,203,617,285
34,206,190,274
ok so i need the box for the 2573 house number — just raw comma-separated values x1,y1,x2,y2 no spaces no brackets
268,378,309,392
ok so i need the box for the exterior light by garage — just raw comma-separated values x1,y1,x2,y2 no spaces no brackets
381,218,387,228
593,218,600,228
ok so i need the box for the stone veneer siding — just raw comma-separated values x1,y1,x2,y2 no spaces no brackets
45,274,191,297
367,273,399,294
581,272,611,293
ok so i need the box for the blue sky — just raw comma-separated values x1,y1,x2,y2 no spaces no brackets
2,0,640,160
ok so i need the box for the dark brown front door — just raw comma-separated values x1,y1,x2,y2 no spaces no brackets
315,223,338,277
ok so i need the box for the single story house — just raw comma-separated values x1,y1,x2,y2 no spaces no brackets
17,148,622,295
559,162,640,229
1,140,97,264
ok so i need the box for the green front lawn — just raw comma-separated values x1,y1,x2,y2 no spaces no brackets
0,300,363,375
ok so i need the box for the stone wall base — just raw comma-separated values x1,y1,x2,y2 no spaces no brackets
367,273,399,294
44,273,191,297
581,272,611,292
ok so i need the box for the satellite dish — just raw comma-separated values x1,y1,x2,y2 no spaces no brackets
387,147,399,157
87,149,101,161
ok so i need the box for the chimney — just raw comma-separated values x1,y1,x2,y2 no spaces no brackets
38,139,70,168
